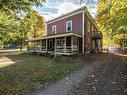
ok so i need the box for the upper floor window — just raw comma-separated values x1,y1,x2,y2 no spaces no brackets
66,20,72,32
92,25,94,32
52,25,56,33
91,25,94,36
87,21,90,32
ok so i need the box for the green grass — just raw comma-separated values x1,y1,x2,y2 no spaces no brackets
0,54,84,95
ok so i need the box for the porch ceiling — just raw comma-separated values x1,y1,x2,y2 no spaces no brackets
26,32,83,42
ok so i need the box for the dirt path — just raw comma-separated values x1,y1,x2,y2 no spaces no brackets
30,63,97,95
68,54,127,95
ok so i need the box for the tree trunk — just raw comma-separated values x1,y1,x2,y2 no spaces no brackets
20,45,22,51
20,40,23,51
122,39,125,52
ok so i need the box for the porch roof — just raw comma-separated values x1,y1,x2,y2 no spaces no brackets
26,32,83,42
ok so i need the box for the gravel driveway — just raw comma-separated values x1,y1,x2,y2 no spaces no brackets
30,63,96,95
68,53,127,95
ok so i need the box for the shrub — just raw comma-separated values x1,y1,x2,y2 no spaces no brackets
53,54,71,64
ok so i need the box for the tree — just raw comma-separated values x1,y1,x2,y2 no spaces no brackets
96,0,127,47
0,0,45,48
0,0,45,30
25,11,46,38
0,0,45,12
5,11,46,51
113,33,127,48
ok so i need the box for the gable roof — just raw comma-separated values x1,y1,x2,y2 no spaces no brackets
47,6,86,23
46,6,99,30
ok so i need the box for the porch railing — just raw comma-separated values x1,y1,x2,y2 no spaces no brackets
27,45,78,54
55,46,78,53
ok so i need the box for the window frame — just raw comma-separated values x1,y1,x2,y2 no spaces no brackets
56,38,60,46
52,25,56,33
66,20,72,32
87,21,90,32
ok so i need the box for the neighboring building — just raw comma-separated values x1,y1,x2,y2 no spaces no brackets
26,6,102,55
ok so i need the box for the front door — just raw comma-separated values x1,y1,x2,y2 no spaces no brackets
49,39,54,51
79,37,82,53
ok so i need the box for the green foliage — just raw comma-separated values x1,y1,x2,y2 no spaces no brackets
31,62,80,85
24,11,46,38
0,0,45,46
96,0,127,47
53,55,71,64
0,0,45,12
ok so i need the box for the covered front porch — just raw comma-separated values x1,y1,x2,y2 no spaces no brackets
92,31,103,52
26,33,83,55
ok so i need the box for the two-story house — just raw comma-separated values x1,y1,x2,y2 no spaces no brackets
26,6,102,55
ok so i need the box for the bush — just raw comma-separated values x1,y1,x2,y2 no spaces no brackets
53,54,71,64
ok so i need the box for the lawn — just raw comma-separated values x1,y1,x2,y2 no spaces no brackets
0,53,85,95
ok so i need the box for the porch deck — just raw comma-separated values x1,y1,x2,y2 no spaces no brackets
27,46,78,55
26,33,83,55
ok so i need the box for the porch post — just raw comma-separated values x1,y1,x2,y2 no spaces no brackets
64,37,66,53
77,37,79,53
40,40,42,51
82,38,84,53
55,38,56,53
71,36,73,53
46,39,48,51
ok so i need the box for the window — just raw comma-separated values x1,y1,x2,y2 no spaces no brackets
61,38,65,46
73,36,77,46
87,21,90,32
52,25,56,33
86,38,90,50
66,21,72,32
92,25,94,31
92,25,94,36
56,39,60,46
42,40,46,46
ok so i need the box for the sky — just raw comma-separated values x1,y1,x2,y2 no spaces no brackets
34,0,98,21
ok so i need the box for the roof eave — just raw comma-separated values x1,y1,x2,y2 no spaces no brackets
26,32,83,42
46,6,86,23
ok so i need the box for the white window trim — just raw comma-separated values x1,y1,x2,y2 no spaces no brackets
66,20,72,32
52,25,56,33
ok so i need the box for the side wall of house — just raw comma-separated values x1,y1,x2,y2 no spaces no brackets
84,12,99,52
47,12,83,36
